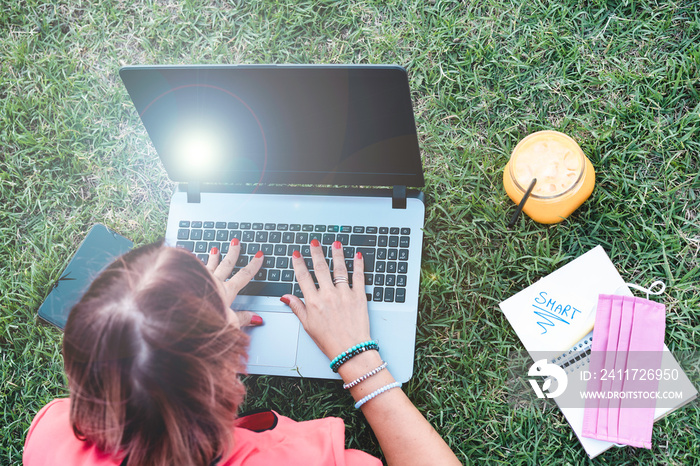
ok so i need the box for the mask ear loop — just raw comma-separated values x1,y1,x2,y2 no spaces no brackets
623,280,666,300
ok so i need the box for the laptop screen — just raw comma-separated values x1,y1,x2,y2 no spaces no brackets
120,65,424,188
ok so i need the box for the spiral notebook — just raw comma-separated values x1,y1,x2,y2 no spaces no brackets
499,246,697,458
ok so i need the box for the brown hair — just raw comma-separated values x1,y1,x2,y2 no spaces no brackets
63,242,248,466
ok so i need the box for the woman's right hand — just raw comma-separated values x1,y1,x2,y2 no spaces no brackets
280,239,370,361
282,241,461,466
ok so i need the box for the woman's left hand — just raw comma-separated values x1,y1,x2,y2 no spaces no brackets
205,239,264,328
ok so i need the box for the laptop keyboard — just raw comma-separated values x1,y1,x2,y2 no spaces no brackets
175,221,411,303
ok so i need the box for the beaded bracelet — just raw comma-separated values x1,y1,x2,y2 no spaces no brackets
343,361,388,389
330,340,379,373
354,382,402,409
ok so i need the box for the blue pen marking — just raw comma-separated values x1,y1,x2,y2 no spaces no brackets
533,305,570,334
532,291,581,334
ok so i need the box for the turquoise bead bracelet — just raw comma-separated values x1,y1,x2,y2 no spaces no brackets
330,340,379,372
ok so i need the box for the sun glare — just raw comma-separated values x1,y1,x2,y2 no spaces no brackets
176,128,221,176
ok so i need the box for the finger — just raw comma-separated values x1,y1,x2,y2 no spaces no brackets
214,238,240,281
280,295,307,326
206,246,220,272
291,249,317,298
309,239,333,289
331,241,349,287
226,250,264,295
234,310,264,327
352,251,366,299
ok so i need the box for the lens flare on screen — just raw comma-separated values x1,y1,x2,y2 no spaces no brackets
175,128,221,177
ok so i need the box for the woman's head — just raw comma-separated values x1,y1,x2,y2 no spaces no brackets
63,243,248,466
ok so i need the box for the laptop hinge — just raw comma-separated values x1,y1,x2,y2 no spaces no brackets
392,185,407,209
187,181,201,204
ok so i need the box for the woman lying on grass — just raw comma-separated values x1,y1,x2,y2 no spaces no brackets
24,239,460,466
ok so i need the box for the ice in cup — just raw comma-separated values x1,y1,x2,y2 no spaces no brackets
503,131,595,224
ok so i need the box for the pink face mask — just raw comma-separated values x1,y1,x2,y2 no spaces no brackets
581,294,666,448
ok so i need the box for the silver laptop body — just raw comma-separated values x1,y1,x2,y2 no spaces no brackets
120,65,425,382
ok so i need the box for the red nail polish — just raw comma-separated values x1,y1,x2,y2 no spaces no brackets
333,241,342,249
292,250,301,259
310,239,320,247
231,238,240,246
255,250,264,259
250,315,263,326
210,247,219,255
280,296,291,305
356,251,362,260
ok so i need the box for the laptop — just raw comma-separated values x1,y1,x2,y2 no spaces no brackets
119,65,425,382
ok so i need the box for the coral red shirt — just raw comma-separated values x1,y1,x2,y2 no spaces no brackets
24,399,380,466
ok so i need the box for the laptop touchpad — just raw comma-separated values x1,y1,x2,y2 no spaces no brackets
244,312,299,368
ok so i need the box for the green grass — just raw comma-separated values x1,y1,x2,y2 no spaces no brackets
2,0,699,464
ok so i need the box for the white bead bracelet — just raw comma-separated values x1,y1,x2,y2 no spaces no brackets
354,382,402,409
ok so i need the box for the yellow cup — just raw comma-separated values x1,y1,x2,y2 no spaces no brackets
503,131,595,224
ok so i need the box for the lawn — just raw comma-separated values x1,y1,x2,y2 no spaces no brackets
1,0,699,464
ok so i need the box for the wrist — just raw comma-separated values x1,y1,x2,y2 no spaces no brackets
337,350,384,383
330,340,378,372
323,335,373,363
